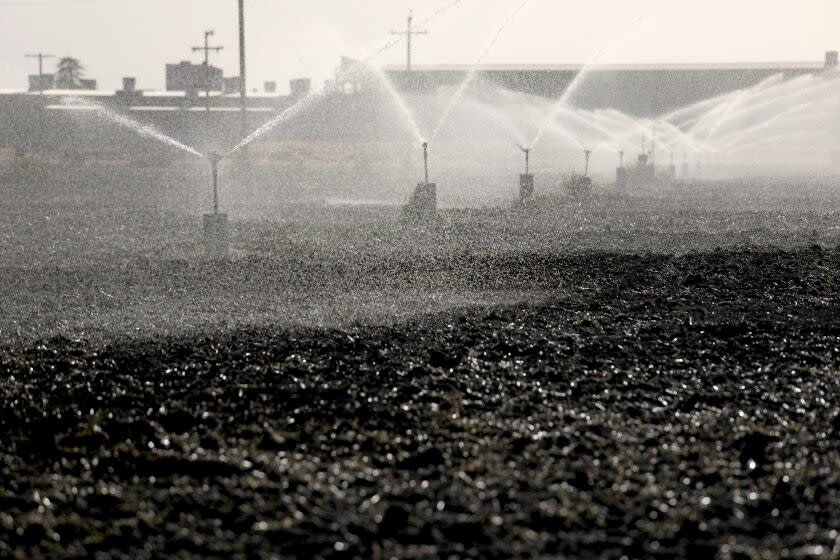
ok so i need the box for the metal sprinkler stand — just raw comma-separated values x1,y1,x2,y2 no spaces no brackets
518,146,534,204
405,141,437,219
203,152,229,258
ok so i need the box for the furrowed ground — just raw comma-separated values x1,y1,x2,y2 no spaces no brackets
2,175,840,558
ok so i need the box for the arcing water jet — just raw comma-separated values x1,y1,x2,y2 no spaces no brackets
428,0,533,144
62,96,204,158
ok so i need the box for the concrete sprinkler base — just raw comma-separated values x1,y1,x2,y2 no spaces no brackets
616,167,627,189
567,174,592,197
519,173,534,204
203,213,229,258
404,182,437,220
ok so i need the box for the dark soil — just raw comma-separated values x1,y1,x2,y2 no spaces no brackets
2,245,840,558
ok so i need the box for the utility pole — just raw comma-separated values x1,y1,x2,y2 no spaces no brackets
238,0,247,141
25,53,55,94
193,30,223,112
391,10,427,87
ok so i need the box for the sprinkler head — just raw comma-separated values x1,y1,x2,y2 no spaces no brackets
207,152,222,165
422,141,429,150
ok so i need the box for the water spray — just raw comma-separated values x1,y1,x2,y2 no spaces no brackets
428,0,533,143
62,96,204,158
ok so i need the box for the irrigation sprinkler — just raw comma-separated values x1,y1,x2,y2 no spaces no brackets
518,146,534,204
405,141,437,219
584,149,592,177
203,152,229,258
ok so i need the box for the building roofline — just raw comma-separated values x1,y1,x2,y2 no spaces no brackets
383,61,824,72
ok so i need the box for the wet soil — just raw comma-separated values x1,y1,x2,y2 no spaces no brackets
2,245,840,559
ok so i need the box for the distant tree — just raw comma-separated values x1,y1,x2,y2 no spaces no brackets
54,57,84,89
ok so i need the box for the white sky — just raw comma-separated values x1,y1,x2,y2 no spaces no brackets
0,0,838,93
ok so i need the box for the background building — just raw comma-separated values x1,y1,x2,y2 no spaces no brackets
28,74,54,92
223,76,241,94
289,78,311,98
165,61,223,92
385,51,839,117
28,74,96,92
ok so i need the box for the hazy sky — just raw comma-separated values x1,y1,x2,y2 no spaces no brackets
1,0,838,93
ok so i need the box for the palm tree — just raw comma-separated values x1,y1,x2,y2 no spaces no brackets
54,57,84,89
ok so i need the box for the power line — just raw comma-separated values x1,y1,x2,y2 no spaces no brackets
391,10,428,76
192,29,223,112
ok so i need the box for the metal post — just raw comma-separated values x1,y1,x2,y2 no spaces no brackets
584,150,591,177
407,13,412,73
423,142,429,184
205,31,210,113
193,30,223,113
391,11,427,88
238,0,247,140
212,159,219,214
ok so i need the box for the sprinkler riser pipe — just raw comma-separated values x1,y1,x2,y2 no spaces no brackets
422,142,429,184
616,167,627,188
